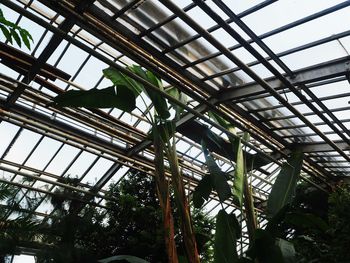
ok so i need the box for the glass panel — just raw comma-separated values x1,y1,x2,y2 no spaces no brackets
242,0,345,36
4,129,41,164
25,137,62,170
45,145,81,175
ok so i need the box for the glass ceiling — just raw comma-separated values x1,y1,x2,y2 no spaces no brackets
0,0,350,252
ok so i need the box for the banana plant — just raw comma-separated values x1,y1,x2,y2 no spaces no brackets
52,65,200,263
190,111,305,263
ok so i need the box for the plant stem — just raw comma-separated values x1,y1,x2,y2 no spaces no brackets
243,174,257,242
166,139,200,263
153,131,179,263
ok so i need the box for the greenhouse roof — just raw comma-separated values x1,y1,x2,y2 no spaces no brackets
0,0,350,252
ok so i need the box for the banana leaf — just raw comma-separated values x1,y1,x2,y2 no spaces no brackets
247,229,295,263
267,151,304,217
201,141,231,204
103,67,142,96
166,86,187,117
177,120,277,171
208,111,236,137
52,85,136,112
129,66,170,120
214,209,240,263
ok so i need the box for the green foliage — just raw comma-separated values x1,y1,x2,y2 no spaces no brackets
214,209,240,263
291,184,350,263
267,151,304,217
247,229,295,263
131,66,170,119
166,86,187,118
208,111,236,137
0,183,16,202
24,171,214,262
178,120,272,172
284,212,328,232
103,171,214,262
53,65,187,122
36,177,102,263
0,7,33,49
193,140,231,208
103,67,143,96
102,172,165,262
148,120,176,142
0,183,41,262
193,174,212,208
54,65,203,262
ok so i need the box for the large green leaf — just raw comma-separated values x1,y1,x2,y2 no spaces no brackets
275,238,295,263
128,66,170,120
265,205,290,237
267,151,304,217
248,229,280,263
248,229,295,263
145,71,170,120
177,121,275,171
284,212,328,232
52,86,136,112
103,67,143,96
208,111,236,138
232,139,244,207
98,255,149,263
166,86,187,117
193,174,212,208
202,141,231,203
214,209,240,263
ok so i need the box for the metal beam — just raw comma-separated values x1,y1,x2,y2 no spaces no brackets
296,141,350,153
217,56,350,102
204,29,350,82
127,102,212,156
5,0,95,106
4,0,287,166
185,1,350,68
6,0,334,181
166,0,350,164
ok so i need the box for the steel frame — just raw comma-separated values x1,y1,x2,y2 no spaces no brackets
0,0,349,254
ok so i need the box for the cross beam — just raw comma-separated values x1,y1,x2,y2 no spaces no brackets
216,56,350,102
296,141,350,153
